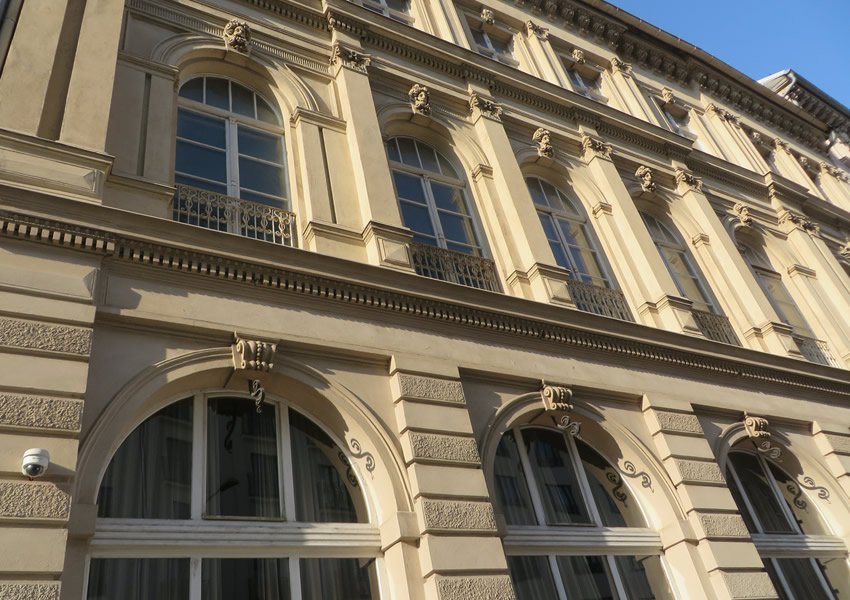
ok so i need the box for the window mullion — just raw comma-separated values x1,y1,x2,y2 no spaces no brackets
565,434,603,525
290,556,303,600
727,460,765,534
605,555,630,600
228,119,239,197
189,556,202,600
191,392,205,520
768,557,797,600
758,454,802,534
548,554,570,600
513,427,548,526
422,178,446,247
554,216,578,276
280,406,297,521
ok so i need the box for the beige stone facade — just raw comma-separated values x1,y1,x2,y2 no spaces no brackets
1,0,850,599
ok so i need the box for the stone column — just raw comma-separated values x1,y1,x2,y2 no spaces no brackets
578,127,701,335
389,361,515,600
0,222,105,599
59,0,125,152
605,59,655,121
329,34,414,271
643,397,778,600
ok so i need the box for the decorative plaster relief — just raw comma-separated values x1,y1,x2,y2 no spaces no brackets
744,414,770,438
532,128,554,158
525,21,548,40
0,393,83,432
408,432,480,465
571,48,586,64
0,318,92,355
408,84,431,116
223,19,251,53
540,384,572,412
609,57,632,75
698,513,749,538
469,93,503,121
674,168,703,193
674,459,725,483
635,166,656,193
824,433,850,455
661,87,675,104
435,575,516,600
397,374,465,404
330,43,371,73
581,134,612,160
421,499,497,531
653,411,703,435
721,572,777,599
733,202,754,227
0,482,70,520
480,8,495,25
778,209,819,236
232,337,276,371
0,584,59,600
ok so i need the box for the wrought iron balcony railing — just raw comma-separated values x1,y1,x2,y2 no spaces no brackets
566,279,634,322
795,335,840,367
409,242,500,292
172,184,295,247
691,309,741,346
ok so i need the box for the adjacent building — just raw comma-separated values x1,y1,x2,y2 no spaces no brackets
1,0,850,599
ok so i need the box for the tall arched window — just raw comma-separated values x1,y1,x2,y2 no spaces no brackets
725,450,849,599
493,426,673,599
87,393,380,600
174,76,294,245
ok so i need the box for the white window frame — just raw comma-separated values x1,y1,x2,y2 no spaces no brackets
457,8,519,67
499,425,674,600
354,0,414,25
557,52,608,104
177,76,290,210
726,450,844,600
84,390,385,600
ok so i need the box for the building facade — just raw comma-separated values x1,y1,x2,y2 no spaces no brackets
1,0,850,599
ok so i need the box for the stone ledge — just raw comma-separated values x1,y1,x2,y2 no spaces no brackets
0,393,83,432
0,482,71,520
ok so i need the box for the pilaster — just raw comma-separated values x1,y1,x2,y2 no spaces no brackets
606,59,654,121
816,162,850,213
389,361,515,600
770,140,820,196
521,22,560,86
812,422,850,498
642,397,777,600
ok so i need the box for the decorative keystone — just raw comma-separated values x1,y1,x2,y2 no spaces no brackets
674,168,703,192
232,336,277,371
541,383,573,412
635,165,656,193
408,83,431,116
733,202,754,227
532,128,554,158
223,19,252,53
581,134,612,160
469,93,502,121
331,43,371,73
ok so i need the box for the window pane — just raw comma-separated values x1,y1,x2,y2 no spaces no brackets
400,201,436,238
238,127,283,163
87,559,189,600
768,463,828,535
527,178,549,207
206,398,280,518
257,97,278,124
490,36,512,57
775,558,835,600
437,153,459,179
179,78,204,102
384,0,409,12
289,409,363,523
177,108,226,148
206,77,230,110
438,212,476,246
397,137,421,168
239,157,285,198
386,139,401,163
493,431,537,525
175,174,228,195
575,440,631,528
556,555,616,600
538,213,560,243
203,558,290,600
471,29,488,48
175,141,227,183
239,190,285,209
446,241,479,255
615,555,671,600
393,171,427,204
522,428,592,525
231,83,256,118
508,556,559,600
417,143,440,174
431,182,469,214
300,558,375,600
728,453,794,533
660,247,712,308
98,398,192,519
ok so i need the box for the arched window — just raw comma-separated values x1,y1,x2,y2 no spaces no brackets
87,393,379,600
725,450,849,599
641,211,716,314
386,137,483,256
493,426,673,600
174,76,294,245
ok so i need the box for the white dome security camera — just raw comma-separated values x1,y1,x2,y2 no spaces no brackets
22,448,49,478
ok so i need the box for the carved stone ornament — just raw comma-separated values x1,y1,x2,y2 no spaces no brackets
480,8,496,25
744,413,781,459
571,48,586,64
541,384,573,412
232,337,277,371
750,131,762,145
819,161,844,179
610,57,632,75
223,19,252,53
408,83,431,116
581,134,612,160
839,240,850,259
469,93,503,121
674,168,703,192
773,138,790,153
779,209,819,236
661,87,675,104
532,128,554,158
330,43,371,73
525,21,549,40
798,155,809,169
635,165,656,193
733,202,754,227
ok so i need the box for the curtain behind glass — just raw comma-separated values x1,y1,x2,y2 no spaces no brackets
507,556,558,600
300,558,374,600
98,399,192,518
575,440,633,528
728,453,793,533
493,431,537,525
203,558,290,600
87,558,188,600
775,558,835,600
289,409,363,523
614,556,669,600
207,398,280,518
556,555,616,600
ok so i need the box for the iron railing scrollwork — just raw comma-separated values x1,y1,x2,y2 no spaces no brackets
409,242,500,292
691,309,740,345
172,184,295,247
566,279,634,322
794,335,839,367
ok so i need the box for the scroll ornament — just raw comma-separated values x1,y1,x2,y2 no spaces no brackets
541,384,573,412
232,337,276,372
744,413,781,460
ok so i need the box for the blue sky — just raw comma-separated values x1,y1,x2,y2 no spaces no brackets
605,0,850,109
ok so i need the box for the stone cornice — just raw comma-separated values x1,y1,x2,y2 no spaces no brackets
4,207,850,401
